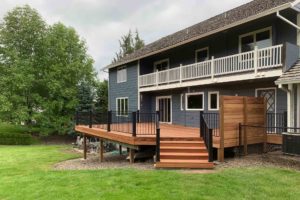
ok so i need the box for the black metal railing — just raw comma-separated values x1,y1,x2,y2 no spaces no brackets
266,112,287,134
155,111,160,162
201,112,220,137
200,111,213,162
137,112,158,135
76,110,158,136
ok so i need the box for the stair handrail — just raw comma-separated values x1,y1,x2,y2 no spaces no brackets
200,111,214,162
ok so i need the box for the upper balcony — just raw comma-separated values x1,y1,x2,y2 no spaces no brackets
139,45,286,91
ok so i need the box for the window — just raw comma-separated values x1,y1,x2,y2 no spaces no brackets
195,47,209,62
117,66,127,83
180,94,184,111
185,92,204,111
154,59,169,72
116,97,128,116
208,91,219,111
239,27,272,52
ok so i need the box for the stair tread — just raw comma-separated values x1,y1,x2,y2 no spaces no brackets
160,146,206,150
160,141,204,144
159,159,211,163
160,152,208,156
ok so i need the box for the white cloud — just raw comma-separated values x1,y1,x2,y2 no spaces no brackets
0,0,251,80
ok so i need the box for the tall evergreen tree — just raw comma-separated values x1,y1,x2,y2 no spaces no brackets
112,29,145,63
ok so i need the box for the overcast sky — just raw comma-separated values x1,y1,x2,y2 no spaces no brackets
0,0,252,80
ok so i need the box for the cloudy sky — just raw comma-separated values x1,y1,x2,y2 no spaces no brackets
0,0,251,79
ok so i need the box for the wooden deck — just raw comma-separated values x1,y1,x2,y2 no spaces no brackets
75,123,200,147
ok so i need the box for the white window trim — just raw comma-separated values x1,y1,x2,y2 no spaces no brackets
116,97,129,117
238,26,272,53
117,66,127,83
195,47,209,63
208,91,219,111
153,58,169,72
185,92,204,111
180,94,184,111
155,96,172,124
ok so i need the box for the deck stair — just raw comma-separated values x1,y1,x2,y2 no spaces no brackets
155,137,214,169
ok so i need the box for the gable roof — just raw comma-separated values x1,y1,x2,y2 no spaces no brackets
276,59,300,84
106,0,295,69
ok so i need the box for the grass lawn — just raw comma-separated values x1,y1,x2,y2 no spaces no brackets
0,145,300,200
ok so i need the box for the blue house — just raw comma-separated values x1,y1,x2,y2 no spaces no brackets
73,0,300,168
106,0,300,130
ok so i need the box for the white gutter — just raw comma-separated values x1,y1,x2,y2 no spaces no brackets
104,2,292,70
276,11,300,30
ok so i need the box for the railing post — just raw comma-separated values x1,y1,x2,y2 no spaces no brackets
254,46,258,75
136,110,140,123
200,111,204,138
156,70,159,86
284,111,288,132
89,109,92,128
156,111,160,162
208,129,213,162
132,111,137,137
107,111,111,132
179,64,182,83
211,56,215,80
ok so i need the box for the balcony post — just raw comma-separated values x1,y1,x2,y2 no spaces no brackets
254,46,258,75
211,56,215,80
156,70,159,86
180,64,182,83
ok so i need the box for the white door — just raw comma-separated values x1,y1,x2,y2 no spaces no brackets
156,96,172,123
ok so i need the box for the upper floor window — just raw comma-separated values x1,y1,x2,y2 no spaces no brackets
195,47,209,62
239,27,272,53
154,59,169,72
185,92,204,111
117,66,127,83
116,97,128,116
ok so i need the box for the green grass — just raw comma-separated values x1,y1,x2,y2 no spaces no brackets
0,145,300,200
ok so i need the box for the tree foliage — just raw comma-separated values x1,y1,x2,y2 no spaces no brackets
95,80,108,113
0,5,96,134
112,29,145,63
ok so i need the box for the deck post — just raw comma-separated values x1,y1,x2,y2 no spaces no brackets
156,127,160,162
132,111,137,137
208,129,213,162
119,145,122,155
200,111,204,138
100,139,104,162
89,109,92,128
129,149,135,163
107,111,111,132
83,134,87,160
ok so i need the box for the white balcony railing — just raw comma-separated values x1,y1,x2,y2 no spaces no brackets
139,44,283,88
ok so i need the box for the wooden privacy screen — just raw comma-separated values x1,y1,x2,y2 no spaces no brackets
219,96,267,149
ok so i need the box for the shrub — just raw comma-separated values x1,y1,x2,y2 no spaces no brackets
0,123,36,145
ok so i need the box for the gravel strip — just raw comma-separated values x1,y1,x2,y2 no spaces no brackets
54,149,300,172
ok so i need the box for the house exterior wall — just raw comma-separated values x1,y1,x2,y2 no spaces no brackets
140,80,287,127
108,61,138,111
140,12,297,75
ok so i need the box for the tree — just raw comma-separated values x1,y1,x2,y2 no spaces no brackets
112,29,145,63
95,80,108,113
0,5,47,124
0,5,96,134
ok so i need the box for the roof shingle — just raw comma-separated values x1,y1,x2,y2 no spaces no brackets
107,0,294,69
276,60,300,84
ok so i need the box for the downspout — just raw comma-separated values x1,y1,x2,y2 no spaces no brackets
276,11,300,30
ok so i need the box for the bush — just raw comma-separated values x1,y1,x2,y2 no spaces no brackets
0,123,36,145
